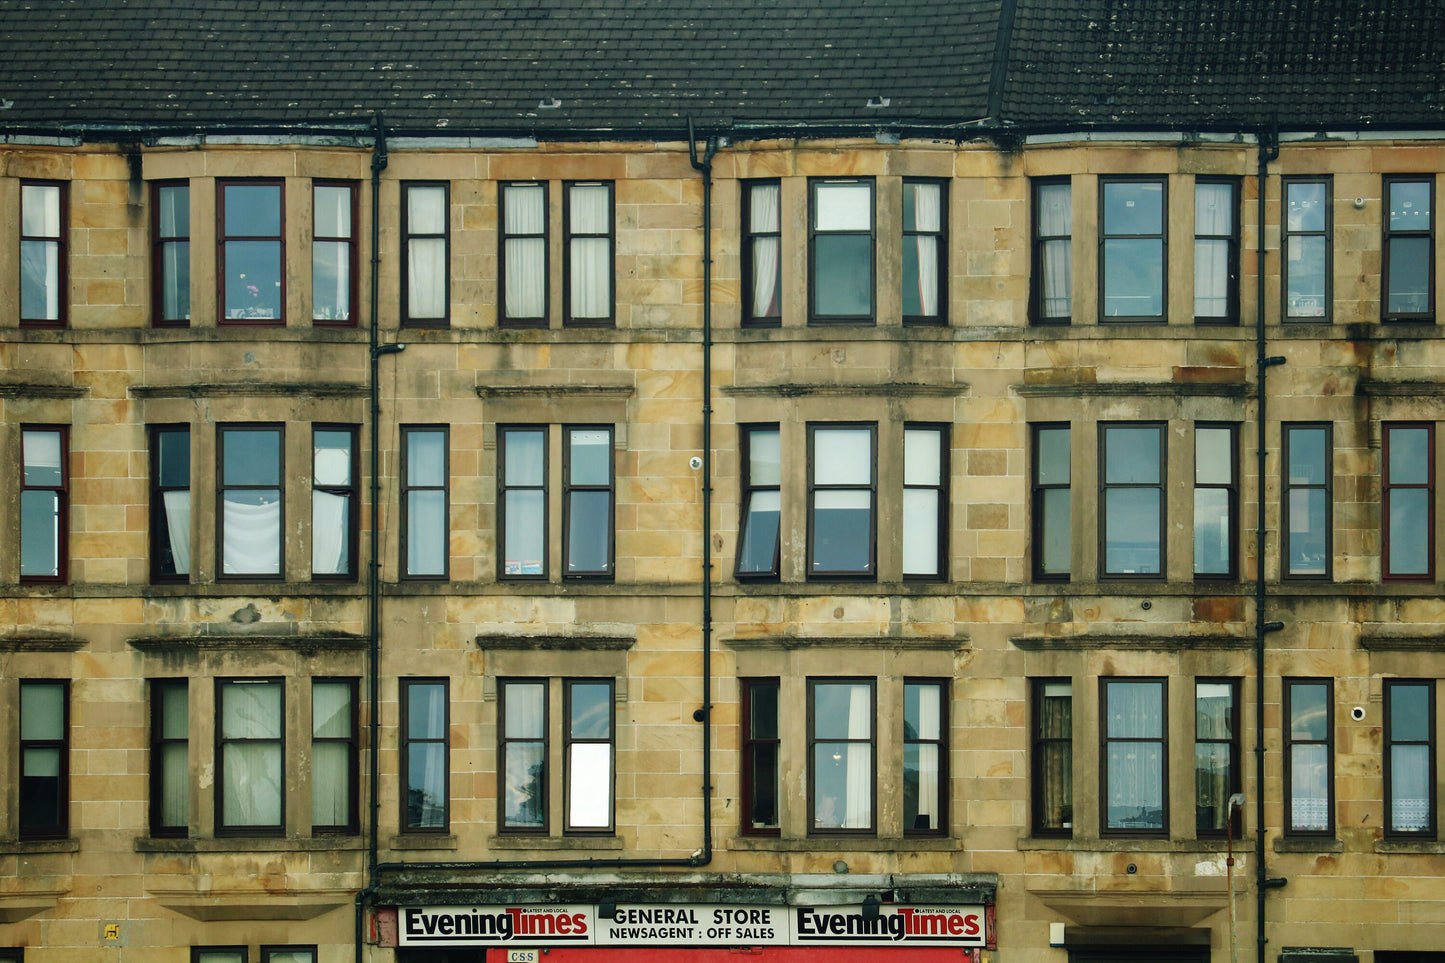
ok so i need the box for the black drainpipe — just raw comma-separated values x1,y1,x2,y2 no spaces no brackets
357,110,402,962
364,121,720,919
1254,120,1288,963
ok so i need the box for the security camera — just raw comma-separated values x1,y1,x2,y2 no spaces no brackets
689,456,703,470
1350,706,1366,722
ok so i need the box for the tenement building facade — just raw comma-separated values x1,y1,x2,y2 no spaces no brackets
2,2,1445,962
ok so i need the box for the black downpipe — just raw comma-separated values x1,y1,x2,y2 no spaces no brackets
357,110,394,963
366,122,720,901
1254,123,1285,963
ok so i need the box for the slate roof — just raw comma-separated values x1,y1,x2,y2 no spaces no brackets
1002,0,1445,131
0,0,1441,139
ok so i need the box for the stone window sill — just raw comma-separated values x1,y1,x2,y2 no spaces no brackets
1273,837,1343,853
729,835,956,852
488,835,624,851
1019,836,1253,852
0,838,80,855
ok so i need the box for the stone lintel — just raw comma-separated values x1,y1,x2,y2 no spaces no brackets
1013,382,1248,399
476,383,635,399
1359,635,1445,651
476,634,636,651
0,383,88,399
130,382,366,398
1011,634,1249,651
724,635,965,651
151,895,351,922
723,382,965,398
1028,886,1226,929
128,634,367,653
0,635,86,652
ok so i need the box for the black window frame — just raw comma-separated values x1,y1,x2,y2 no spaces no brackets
18,679,69,840
217,178,285,326
1030,677,1073,838
214,677,285,837
149,677,189,838
498,425,549,581
400,180,450,328
260,948,316,963
741,677,781,836
1284,677,1335,837
216,423,284,581
1030,177,1072,325
191,948,246,963
19,424,69,585
311,424,360,582
902,423,949,581
563,677,616,834
400,425,449,581
1384,678,1436,839
151,180,190,327
1282,176,1332,322
19,179,68,329
903,677,948,836
808,177,876,324
499,180,550,327
742,179,783,326
498,678,549,834
1031,422,1072,582
149,424,191,584
311,180,359,327
1099,176,1168,323
806,422,878,580
736,423,782,580
1383,422,1435,582
400,677,450,834
1282,422,1333,581
902,177,948,325
807,677,876,836
1194,677,1242,838
1098,421,1167,580
310,676,360,836
1193,177,1240,325
1193,422,1239,581
562,180,615,327
1100,677,1169,837
562,424,615,580
1383,174,1435,323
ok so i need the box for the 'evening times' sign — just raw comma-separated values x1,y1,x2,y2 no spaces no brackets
400,903,987,948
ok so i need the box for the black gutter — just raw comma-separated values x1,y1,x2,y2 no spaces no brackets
1254,122,1287,963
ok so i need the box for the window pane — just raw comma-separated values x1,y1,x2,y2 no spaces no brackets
315,185,352,235
20,490,60,578
1195,742,1232,833
1287,489,1328,575
1194,238,1230,317
505,742,546,827
22,183,61,234
1195,182,1234,233
407,743,447,828
221,741,282,826
568,743,612,827
225,185,281,235
1040,488,1071,574
1104,489,1161,574
749,742,779,828
313,240,350,321
1391,684,1431,741
223,429,281,486
904,429,941,484
815,183,872,230
1040,239,1072,318
813,234,872,316
902,489,940,576
504,490,545,576
738,489,781,574
222,491,282,575
569,237,611,318
1102,239,1164,316
812,489,872,572
815,429,872,485
1104,181,1163,234
1287,428,1328,484
1037,427,1069,484
313,682,351,739
1290,684,1329,740
569,683,612,739
224,240,282,320
1388,427,1431,484
1389,489,1430,575
1387,236,1431,314
314,431,352,486
1106,682,1163,738
158,429,191,488
566,490,612,573
407,237,447,318
407,683,447,739
569,430,611,485
21,683,65,739
505,184,546,232
569,184,610,233
23,429,63,485
407,185,447,233
904,743,939,831
312,741,351,827
1287,182,1326,232
1105,427,1160,484
813,741,871,829
1289,743,1329,831
1285,235,1327,318
814,683,871,739
1195,427,1233,484
905,683,941,741
406,431,447,487
1194,488,1232,575
749,428,781,486
1389,181,1432,228
1391,744,1431,832
505,682,546,738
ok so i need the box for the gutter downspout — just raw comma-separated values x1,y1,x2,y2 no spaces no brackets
357,110,397,963
367,122,721,894
1254,121,1287,963
687,116,719,871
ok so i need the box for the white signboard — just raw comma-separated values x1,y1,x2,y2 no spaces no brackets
399,903,987,948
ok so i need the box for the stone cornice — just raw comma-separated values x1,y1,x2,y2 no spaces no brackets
722,382,965,398
1356,380,1445,399
0,635,86,652
476,634,636,651
1013,381,1248,399
1010,633,1250,651
0,383,88,399
128,633,366,652
724,635,965,650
